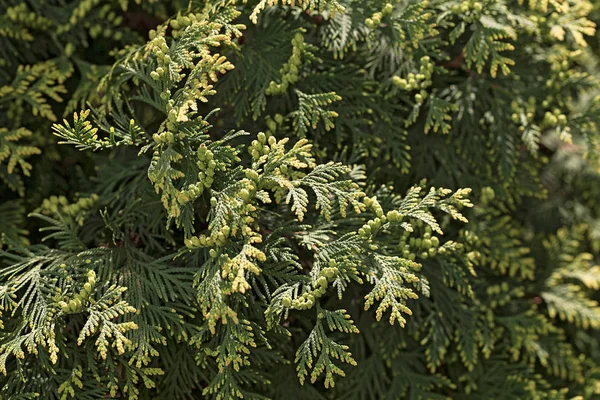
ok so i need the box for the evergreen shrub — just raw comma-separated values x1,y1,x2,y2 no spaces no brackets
1,0,600,398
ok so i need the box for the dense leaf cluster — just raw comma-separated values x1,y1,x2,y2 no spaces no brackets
1,0,600,399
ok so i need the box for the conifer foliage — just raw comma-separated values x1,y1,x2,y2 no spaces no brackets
1,0,600,398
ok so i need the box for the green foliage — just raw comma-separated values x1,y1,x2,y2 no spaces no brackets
0,128,40,195
1,0,600,399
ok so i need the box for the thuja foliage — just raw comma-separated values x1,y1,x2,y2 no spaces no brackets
1,0,600,398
